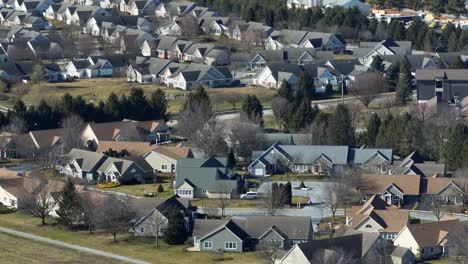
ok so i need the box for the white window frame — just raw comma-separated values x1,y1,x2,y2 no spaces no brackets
225,242,237,249
140,227,144,233
162,164,167,170
203,241,213,249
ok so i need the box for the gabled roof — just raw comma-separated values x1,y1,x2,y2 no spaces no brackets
150,146,193,160
96,141,157,156
415,69,468,81
362,174,421,195
422,177,463,195
65,148,107,172
29,128,64,149
406,219,464,247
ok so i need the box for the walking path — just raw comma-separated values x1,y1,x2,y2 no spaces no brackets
0,226,150,264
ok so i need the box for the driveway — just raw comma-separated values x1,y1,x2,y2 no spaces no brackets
0,226,150,264
258,181,335,205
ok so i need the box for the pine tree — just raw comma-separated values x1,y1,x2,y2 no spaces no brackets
327,104,355,146
184,85,211,111
451,56,465,69
241,95,263,124
227,148,236,167
386,61,400,90
157,184,164,193
442,124,467,170
396,58,412,104
57,178,82,228
296,72,314,101
127,87,148,120
366,113,381,147
447,32,458,52
148,89,168,121
163,209,188,245
370,55,385,73
278,80,292,101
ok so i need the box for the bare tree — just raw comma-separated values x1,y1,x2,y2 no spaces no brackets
449,222,468,262
259,242,282,264
177,103,213,140
271,97,290,130
20,179,59,225
35,145,63,169
225,119,263,160
61,115,85,153
245,28,264,47
350,72,388,108
192,120,228,157
223,92,243,110
2,116,27,135
454,168,468,205
179,16,199,37
80,191,103,234
261,183,286,216
321,175,353,227
101,195,135,243
216,182,233,218
300,119,329,145
421,195,446,222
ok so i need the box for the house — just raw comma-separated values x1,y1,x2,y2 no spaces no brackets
0,129,60,159
253,63,305,89
126,59,172,83
280,231,414,264
81,119,170,149
394,219,466,260
421,177,464,205
165,63,234,90
393,151,446,178
87,54,131,77
247,48,334,69
174,156,240,199
265,29,346,53
323,0,371,15
415,69,468,103
358,39,412,67
0,177,62,209
231,21,273,45
248,143,394,177
360,174,421,207
59,148,108,181
132,195,194,237
96,141,158,157
157,20,181,36
144,146,193,173
286,0,323,9
192,216,313,252
95,155,152,183
346,195,409,241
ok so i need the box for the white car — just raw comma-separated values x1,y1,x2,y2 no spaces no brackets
241,191,258,200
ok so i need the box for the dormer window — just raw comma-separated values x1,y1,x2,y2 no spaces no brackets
365,224,372,228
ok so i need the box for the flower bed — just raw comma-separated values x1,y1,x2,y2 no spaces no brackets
98,182,121,188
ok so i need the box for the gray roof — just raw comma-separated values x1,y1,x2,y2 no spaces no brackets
291,233,363,261
349,148,393,164
65,148,107,172
278,144,350,164
96,156,137,175
415,69,468,81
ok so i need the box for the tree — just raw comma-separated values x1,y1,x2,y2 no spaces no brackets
396,58,412,104
366,113,381,147
451,55,465,69
350,72,388,108
179,15,199,37
216,183,233,218
20,179,59,225
163,208,188,245
327,104,355,146
296,72,315,101
421,195,446,222
79,191,103,233
241,95,263,125
157,184,164,193
148,89,168,121
370,55,385,73
227,148,236,168
223,92,243,110
261,182,288,216
278,80,293,101
271,97,290,130
30,63,44,84
193,120,228,157
447,32,458,52
101,195,135,243
57,178,82,228
441,124,467,170
178,86,213,140
61,115,85,153
321,177,352,227
226,119,264,160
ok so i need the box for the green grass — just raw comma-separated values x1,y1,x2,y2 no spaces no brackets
266,173,329,182
0,212,266,264
191,198,261,208
96,174,175,199
0,232,125,264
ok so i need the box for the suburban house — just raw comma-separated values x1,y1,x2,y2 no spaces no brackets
95,156,152,183
421,177,465,206
59,148,108,181
393,151,446,178
96,141,158,157
231,21,273,45
264,29,346,52
0,177,63,209
248,143,394,177
253,63,308,89
143,146,193,173
192,216,313,252
174,156,240,199
346,195,409,241
358,39,412,68
415,69,468,103
81,119,170,149
323,0,371,14
360,174,421,207
394,219,466,260
247,48,334,69
66,59,113,79
280,231,413,264
132,195,195,237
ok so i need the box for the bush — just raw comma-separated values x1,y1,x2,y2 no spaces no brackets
98,182,121,188
298,181,306,189
0,204,14,214
157,184,164,193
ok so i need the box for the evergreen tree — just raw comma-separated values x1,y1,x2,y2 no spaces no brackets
148,89,168,121
370,55,385,73
241,95,263,124
296,72,314,101
457,30,468,51
447,32,458,52
278,80,293,101
184,85,211,111
442,124,467,170
445,0,465,15
288,100,317,132
366,113,381,147
30,63,44,84
386,61,400,90
227,148,236,167
451,56,465,69
327,104,354,146
396,58,412,104
105,92,122,121
127,87,148,120
163,209,188,245
157,184,164,193
423,29,436,52
57,178,82,228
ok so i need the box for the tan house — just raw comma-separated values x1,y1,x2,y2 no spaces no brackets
394,219,465,260
144,146,193,173
361,174,421,207
422,178,465,206
96,141,158,156
346,195,409,241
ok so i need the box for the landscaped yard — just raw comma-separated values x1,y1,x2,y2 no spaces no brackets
0,212,267,264
0,232,125,264
95,174,175,199
266,173,329,182
192,196,310,209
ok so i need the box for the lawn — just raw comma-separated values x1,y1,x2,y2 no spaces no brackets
0,232,125,264
0,212,266,264
95,174,175,199
192,196,310,209
13,78,276,115
266,173,329,182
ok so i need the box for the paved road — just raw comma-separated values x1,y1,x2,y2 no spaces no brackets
0,226,150,264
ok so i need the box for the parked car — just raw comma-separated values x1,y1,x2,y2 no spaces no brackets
241,191,258,200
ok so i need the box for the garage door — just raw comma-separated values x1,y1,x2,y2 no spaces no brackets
254,168,264,176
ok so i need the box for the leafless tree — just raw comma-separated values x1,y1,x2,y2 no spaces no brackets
261,183,285,216
300,119,328,145
321,174,354,227
12,83,31,99
20,179,59,225
259,242,282,264
449,222,468,263
271,97,290,130
225,119,263,160
192,120,228,157
177,103,213,140
454,168,468,205
363,239,394,264
421,195,446,222
246,28,264,47
77,35,95,57
101,195,135,243
179,15,199,37
223,92,243,110
79,191,103,234
61,115,85,153
3,115,27,135
349,72,388,108
216,183,232,218
35,145,63,169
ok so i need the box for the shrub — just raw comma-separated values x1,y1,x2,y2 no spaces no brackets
98,182,121,188
157,184,164,193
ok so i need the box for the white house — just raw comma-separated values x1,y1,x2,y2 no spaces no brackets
144,146,193,173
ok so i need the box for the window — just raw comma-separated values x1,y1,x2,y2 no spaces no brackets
202,189,207,194
365,224,372,228
313,163,321,174
203,241,212,249
225,242,237,249
435,80,442,88
431,247,433,253
381,164,388,173
392,195,400,200
140,227,144,233
162,165,167,170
